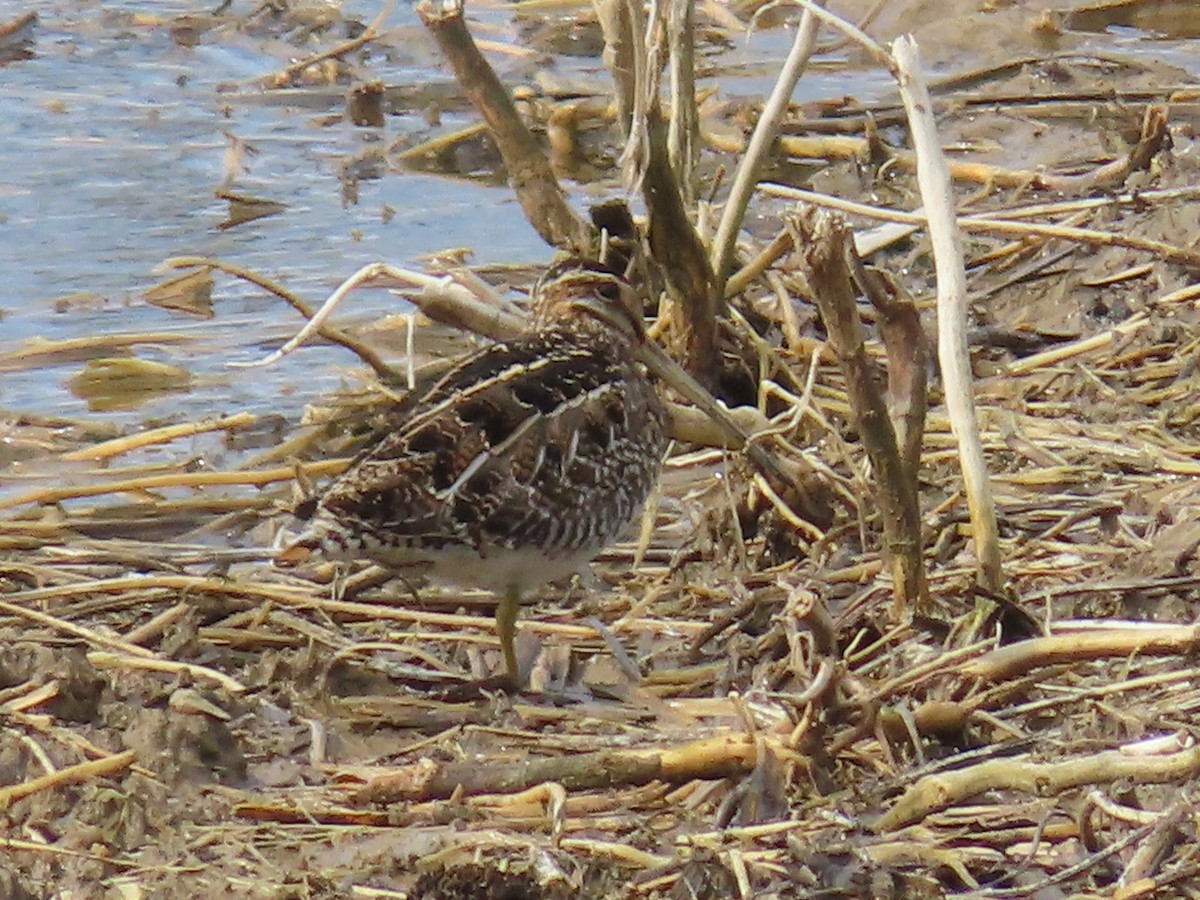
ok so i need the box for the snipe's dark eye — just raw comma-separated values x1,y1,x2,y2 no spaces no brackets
596,279,623,302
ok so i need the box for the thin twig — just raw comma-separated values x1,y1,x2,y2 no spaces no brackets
0,750,138,809
711,5,821,288
163,255,398,381
263,0,398,88
61,413,257,462
416,0,593,253
758,185,1200,269
0,461,347,512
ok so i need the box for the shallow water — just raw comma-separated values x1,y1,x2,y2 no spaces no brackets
0,1,1195,437
0,2,881,433
0,1,558,430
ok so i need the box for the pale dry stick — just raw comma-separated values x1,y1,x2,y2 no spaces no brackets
767,270,803,349
633,474,663,569
664,403,771,447
790,0,893,70
554,838,672,869
0,461,347,513
681,817,819,847
1082,261,1154,287
17,732,56,776
391,122,488,162
1118,799,1188,889
728,849,752,897
758,184,1200,269
235,262,800,490
1057,617,1200,634
358,732,791,802
163,255,395,380
1005,312,1149,376
404,311,417,389
616,0,655,189
124,601,192,645
726,231,792,297
963,623,1200,683
471,37,538,59
87,651,247,694
1150,457,1200,478
878,738,1200,832
0,597,156,659
869,637,996,700
704,124,867,160
2,682,59,715
855,219,923,257
330,640,458,674
976,185,1200,221
753,474,826,541
762,184,1200,226
593,0,636,136
443,263,516,311
731,184,923,258
0,749,138,809
238,416,356,472
0,332,193,372
1008,281,1200,375
232,263,523,371
894,35,1001,593
1088,789,1172,827
61,412,257,462
754,381,861,514
711,4,822,287
0,574,713,642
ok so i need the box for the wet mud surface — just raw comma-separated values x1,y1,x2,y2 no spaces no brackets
4,1,1200,897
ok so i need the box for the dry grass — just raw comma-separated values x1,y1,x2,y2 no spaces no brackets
6,221,1200,894
5,1,1200,898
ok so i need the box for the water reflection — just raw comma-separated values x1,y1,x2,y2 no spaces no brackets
0,1,548,427
0,0,1192,438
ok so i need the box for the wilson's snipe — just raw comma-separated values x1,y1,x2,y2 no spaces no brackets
277,258,668,687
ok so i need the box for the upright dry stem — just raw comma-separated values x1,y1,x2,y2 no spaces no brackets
787,209,926,613
712,5,821,287
848,256,927,478
666,0,698,205
593,0,636,135
893,35,1002,592
643,107,721,378
417,0,593,255
594,0,720,377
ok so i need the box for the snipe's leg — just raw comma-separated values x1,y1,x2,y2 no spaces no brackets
494,585,522,688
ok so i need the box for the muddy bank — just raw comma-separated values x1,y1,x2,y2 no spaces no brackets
4,0,1200,897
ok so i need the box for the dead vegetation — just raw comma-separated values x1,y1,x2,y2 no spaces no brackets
5,0,1200,897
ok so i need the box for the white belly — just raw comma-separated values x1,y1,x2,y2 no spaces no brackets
349,531,602,595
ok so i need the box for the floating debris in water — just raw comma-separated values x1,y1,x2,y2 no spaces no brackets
144,267,214,318
67,357,192,411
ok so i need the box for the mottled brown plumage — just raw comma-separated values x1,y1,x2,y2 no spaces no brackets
278,259,667,685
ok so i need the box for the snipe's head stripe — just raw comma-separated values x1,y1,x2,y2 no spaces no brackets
531,257,646,343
